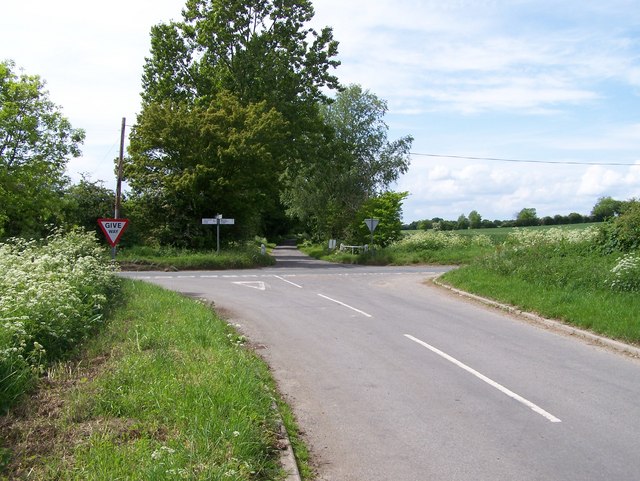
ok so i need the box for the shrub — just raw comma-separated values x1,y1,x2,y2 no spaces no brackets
597,200,640,253
0,229,118,411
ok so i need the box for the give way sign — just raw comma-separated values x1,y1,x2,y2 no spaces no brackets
97,218,129,247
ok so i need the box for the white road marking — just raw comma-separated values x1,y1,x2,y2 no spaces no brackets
404,334,562,423
273,275,303,288
233,281,266,291
318,294,372,318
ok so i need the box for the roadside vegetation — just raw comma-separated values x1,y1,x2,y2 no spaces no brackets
0,230,119,414
116,240,275,271
0,230,308,479
1,278,308,480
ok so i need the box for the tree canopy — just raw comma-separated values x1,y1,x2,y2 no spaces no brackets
126,0,343,245
0,60,84,238
283,84,413,240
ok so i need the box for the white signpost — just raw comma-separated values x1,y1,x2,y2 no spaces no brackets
202,215,235,252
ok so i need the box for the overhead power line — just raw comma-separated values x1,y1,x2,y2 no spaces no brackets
409,152,638,167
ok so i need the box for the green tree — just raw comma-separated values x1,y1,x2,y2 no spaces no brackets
457,214,470,230
283,85,413,240
0,60,85,238
131,0,341,243
591,196,622,222
515,207,539,227
62,175,115,234
126,92,288,246
350,191,408,247
142,0,340,121
598,199,640,252
468,210,482,229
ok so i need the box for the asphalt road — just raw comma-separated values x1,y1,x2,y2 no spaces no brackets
121,245,640,480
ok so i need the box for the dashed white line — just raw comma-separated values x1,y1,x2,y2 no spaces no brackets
273,275,303,288
404,334,562,423
318,294,372,318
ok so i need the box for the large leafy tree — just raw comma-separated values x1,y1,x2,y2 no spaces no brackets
283,84,413,240
0,60,84,238
128,0,341,244
127,92,288,246
142,0,340,112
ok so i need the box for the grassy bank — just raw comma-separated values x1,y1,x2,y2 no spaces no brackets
116,244,275,270
1,280,308,480
440,228,640,344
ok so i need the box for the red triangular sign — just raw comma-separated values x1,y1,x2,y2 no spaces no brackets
97,218,129,247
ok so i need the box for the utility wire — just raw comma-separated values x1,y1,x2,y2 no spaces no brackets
409,152,638,167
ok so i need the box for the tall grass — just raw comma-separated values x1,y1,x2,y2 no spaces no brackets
0,230,118,412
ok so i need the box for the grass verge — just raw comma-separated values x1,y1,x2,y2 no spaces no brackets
117,245,275,271
0,280,306,480
440,259,640,345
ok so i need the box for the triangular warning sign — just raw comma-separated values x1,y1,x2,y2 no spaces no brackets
97,218,129,247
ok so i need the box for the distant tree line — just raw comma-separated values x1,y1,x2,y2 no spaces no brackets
403,197,627,231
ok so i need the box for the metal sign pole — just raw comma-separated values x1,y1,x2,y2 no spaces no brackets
216,214,221,253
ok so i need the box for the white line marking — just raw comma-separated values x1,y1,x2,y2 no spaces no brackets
233,281,266,291
404,334,562,423
273,275,303,288
200,275,219,278
177,275,196,278
318,294,372,318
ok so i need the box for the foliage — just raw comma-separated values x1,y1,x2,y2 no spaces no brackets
283,85,413,240
126,92,288,246
468,210,482,229
348,191,408,247
440,223,640,343
0,61,85,238
62,175,115,235
0,229,118,412
591,196,623,221
596,199,640,253
117,243,275,270
514,207,539,227
142,0,340,113
397,230,493,251
132,0,341,243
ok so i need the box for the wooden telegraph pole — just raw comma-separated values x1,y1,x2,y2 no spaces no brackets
112,117,126,259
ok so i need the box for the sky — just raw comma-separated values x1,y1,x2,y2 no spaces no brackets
2,0,640,223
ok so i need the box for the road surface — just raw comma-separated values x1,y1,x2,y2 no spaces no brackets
122,245,640,480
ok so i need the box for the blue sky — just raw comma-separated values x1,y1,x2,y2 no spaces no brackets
2,0,639,222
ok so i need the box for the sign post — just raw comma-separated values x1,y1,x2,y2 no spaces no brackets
97,218,129,259
202,215,235,253
364,218,379,247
